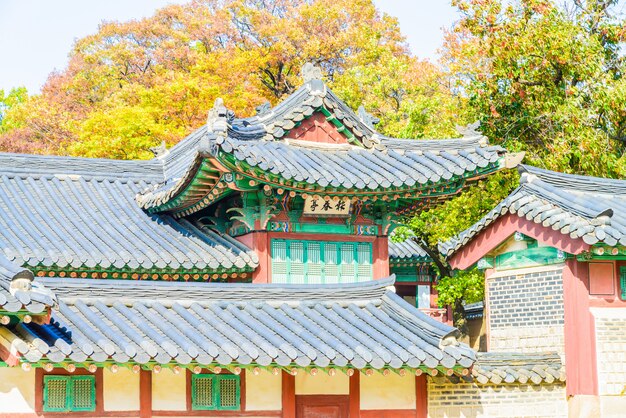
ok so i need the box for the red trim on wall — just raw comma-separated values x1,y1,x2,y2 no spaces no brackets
360,410,416,418
562,259,598,396
415,375,427,418
349,371,360,417
448,213,591,270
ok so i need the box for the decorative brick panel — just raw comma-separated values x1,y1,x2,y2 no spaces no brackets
592,308,626,396
488,267,565,355
428,380,567,418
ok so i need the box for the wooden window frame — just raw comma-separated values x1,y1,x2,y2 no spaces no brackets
37,368,104,416
190,373,241,411
271,239,373,284
182,369,248,415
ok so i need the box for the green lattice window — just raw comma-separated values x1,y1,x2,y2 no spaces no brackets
43,375,96,412
620,267,626,300
271,239,372,284
191,374,240,411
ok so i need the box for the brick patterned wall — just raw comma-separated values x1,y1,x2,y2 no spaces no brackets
428,381,567,418
488,267,565,355
592,308,626,396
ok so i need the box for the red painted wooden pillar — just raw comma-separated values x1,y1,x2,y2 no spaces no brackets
373,235,390,279
562,259,598,396
236,231,271,283
415,375,428,418
349,372,360,417
140,370,152,418
282,371,296,418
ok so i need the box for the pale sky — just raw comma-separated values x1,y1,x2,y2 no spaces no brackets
0,0,460,93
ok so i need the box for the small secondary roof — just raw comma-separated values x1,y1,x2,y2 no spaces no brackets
440,165,626,258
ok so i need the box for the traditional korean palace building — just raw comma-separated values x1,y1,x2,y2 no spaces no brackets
441,165,626,417
0,66,568,418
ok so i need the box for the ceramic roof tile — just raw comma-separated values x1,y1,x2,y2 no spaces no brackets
388,238,431,262
0,153,258,274
441,165,626,257
0,254,55,314
471,352,565,385
7,277,476,370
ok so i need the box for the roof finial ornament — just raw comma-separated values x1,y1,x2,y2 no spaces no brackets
256,101,271,116
207,97,229,134
456,121,482,137
301,62,323,83
149,140,168,158
358,106,380,130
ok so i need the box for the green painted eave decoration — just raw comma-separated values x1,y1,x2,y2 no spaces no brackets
481,246,568,271
31,265,254,281
390,259,433,267
577,245,626,261
147,160,225,215
21,360,468,377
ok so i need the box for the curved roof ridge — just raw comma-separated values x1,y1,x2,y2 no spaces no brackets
39,276,395,303
0,151,164,183
520,165,626,194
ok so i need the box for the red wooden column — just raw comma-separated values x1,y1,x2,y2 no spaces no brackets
139,369,152,418
349,371,360,417
236,231,271,283
373,235,390,279
415,375,428,418
282,371,296,418
562,259,598,396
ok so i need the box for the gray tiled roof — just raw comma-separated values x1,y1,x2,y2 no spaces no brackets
10,277,476,370
441,165,626,257
0,254,55,314
137,79,506,212
389,238,431,263
217,135,503,190
0,153,258,273
472,352,565,385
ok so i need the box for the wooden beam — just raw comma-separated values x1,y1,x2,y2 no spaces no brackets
415,375,428,418
140,369,152,418
281,371,295,418
562,259,598,397
349,370,360,417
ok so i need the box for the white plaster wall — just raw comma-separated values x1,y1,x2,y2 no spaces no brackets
152,369,186,411
0,367,35,413
295,372,349,395
103,368,140,411
360,373,415,410
246,370,282,411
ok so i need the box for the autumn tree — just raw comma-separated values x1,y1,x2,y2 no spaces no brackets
0,0,455,159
